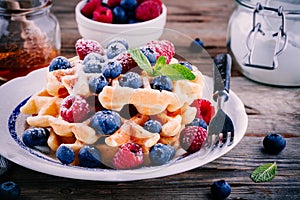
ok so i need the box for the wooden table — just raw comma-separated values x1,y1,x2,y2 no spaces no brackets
1,0,300,199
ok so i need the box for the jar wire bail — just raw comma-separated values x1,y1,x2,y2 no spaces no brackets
242,3,288,70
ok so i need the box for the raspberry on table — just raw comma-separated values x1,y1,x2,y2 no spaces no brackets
112,142,144,169
75,38,104,60
146,40,175,64
60,95,91,123
180,126,208,153
115,52,138,73
49,56,72,72
135,0,162,21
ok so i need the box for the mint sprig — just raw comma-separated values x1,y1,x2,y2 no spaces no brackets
128,48,196,81
250,162,277,183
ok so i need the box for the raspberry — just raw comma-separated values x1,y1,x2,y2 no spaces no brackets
191,99,215,124
113,142,144,169
135,0,162,21
81,0,99,18
146,40,175,64
75,38,104,60
102,0,121,8
93,6,113,23
180,126,208,153
115,52,138,73
60,95,91,123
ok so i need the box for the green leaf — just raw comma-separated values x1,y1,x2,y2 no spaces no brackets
157,63,196,80
128,48,153,75
250,162,277,183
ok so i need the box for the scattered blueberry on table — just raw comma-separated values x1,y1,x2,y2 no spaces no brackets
0,181,21,200
211,180,231,200
263,133,286,154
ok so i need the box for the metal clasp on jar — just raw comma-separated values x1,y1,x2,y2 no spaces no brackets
243,3,288,70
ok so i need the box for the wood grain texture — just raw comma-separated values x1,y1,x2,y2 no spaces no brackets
2,137,299,200
1,0,299,199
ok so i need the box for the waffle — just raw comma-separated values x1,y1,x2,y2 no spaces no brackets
20,39,207,168
99,68,204,116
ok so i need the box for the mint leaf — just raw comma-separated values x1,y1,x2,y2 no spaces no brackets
250,162,277,183
158,63,196,80
129,48,153,75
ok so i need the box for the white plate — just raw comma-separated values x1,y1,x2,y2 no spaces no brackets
0,68,248,181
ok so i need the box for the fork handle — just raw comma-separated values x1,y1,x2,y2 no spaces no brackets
213,53,232,101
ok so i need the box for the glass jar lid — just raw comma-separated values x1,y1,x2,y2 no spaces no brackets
0,0,52,15
236,0,300,15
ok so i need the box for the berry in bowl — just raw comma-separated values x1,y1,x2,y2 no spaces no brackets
75,0,167,47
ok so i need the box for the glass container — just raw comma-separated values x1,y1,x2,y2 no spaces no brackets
0,0,60,81
227,0,300,86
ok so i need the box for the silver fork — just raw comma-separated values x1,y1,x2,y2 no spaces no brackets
207,53,234,150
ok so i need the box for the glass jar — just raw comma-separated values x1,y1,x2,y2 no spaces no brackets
0,0,60,81
227,0,300,86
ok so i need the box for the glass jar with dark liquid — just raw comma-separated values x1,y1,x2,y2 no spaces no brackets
0,0,60,81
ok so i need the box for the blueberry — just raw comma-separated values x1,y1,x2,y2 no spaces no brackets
149,143,175,166
263,133,286,154
22,128,50,148
83,52,106,64
120,0,137,11
49,56,72,72
106,42,127,59
88,74,109,94
143,120,162,133
151,75,173,92
211,180,231,200
102,61,122,79
179,61,193,70
78,145,102,168
141,47,157,65
83,59,103,73
189,38,205,53
113,6,128,24
56,144,75,165
106,38,129,50
90,110,122,135
82,53,106,73
0,181,21,200
119,72,143,89
187,118,207,129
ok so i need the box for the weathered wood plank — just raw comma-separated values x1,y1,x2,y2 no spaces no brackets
2,137,299,199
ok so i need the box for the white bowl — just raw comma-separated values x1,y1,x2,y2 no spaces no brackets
75,0,167,47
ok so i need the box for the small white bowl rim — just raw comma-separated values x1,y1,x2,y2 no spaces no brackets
75,0,167,28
